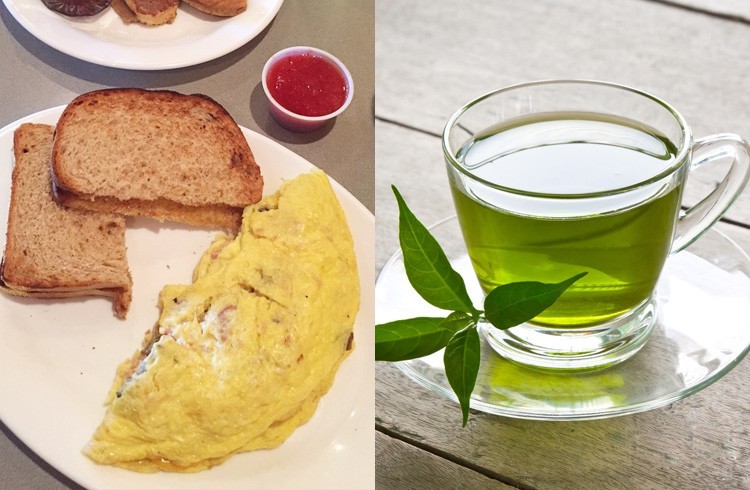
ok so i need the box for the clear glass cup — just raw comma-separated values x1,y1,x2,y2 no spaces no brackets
442,80,750,370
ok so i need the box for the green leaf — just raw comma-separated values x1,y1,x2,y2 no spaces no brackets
443,325,481,427
375,313,474,361
393,186,476,314
440,311,475,335
483,272,587,330
376,317,449,361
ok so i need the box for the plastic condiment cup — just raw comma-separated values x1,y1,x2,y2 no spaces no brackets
262,46,354,133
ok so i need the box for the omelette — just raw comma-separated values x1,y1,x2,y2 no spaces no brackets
84,171,360,472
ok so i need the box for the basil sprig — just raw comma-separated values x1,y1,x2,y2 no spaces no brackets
376,186,586,426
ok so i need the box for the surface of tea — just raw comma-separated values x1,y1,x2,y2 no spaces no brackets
451,115,683,327
458,114,676,194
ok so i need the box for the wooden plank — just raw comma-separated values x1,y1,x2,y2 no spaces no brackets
376,122,453,269
375,432,515,489
376,330,750,489
375,0,750,224
375,0,750,136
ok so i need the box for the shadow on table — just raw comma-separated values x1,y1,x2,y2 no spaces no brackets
248,82,334,144
0,1,274,87
0,419,84,489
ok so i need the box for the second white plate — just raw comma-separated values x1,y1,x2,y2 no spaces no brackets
2,0,283,69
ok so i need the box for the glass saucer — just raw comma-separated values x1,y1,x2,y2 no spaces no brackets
375,216,750,421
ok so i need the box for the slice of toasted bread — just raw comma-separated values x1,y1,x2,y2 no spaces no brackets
123,0,178,25
1,124,132,319
50,89,263,231
182,0,246,17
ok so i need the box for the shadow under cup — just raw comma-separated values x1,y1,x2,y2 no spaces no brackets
443,80,750,370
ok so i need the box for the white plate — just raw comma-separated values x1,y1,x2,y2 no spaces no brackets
0,106,374,489
2,0,283,70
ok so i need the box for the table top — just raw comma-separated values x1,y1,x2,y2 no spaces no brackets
375,1,750,488
0,1,374,213
0,1,373,488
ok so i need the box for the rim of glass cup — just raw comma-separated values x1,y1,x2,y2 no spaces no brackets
441,79,693,199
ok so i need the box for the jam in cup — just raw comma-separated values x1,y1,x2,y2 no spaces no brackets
262,46,354,132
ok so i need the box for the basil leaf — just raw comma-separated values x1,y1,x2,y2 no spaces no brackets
376,317,453,361
443,325,480,427
393,186,476,314
483,272,587,330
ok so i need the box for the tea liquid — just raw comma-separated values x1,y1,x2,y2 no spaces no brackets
450,115,682,327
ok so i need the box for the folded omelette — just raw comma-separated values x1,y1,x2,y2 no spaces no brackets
84,171,360,472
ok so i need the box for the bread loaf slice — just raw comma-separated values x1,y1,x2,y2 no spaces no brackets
1,123,132,319
51,89,263,231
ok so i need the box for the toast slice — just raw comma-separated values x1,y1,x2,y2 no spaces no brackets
51,89,263,231
1,124,132,319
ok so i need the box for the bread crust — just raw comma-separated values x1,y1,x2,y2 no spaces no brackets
51,88,263,230
0,270,132,319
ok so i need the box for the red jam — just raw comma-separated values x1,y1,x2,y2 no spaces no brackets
267,52,349,117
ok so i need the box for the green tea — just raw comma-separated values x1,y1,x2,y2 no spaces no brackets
450,115,683,328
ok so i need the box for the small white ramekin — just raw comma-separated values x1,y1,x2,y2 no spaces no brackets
262,46,354,133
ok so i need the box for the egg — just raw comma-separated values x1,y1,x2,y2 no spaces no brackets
84,171,360,472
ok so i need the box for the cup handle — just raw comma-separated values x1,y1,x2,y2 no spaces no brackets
671,133,750,253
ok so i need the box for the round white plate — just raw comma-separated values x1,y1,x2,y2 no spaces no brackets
0,106,374,489
2,0,283,70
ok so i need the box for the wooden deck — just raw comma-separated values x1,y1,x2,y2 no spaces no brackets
375,1,750,488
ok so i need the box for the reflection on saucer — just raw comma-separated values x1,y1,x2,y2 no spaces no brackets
487,355,626,409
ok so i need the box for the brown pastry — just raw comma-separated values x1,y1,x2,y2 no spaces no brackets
182,0,246,17
110,0,138,23
123,0,178,25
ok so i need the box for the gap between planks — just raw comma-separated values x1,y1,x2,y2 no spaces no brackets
375,422,535,490
640,0,750,25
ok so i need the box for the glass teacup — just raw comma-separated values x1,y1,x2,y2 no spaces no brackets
443,80,750,370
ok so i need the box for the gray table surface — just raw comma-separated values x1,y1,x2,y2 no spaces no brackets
0,1,374,488
375,1,750,489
